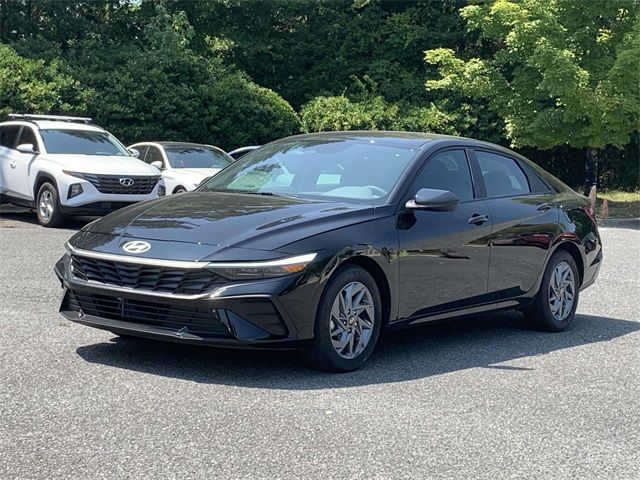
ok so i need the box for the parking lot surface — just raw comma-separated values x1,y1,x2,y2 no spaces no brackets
1,210,639,479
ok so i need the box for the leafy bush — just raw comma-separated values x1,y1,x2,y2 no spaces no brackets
300,95,457,134
0,44,88,117
67,6,299,149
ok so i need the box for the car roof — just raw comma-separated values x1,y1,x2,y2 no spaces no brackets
0,120,105,132
279,130,527,157
278,130,501,148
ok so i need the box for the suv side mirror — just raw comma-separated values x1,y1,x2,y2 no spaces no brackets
16,143,36,154
406,188,460,211
150,160,164,170
128,148,140,158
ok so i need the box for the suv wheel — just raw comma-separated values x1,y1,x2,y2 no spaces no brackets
524,250,579,332
301,266,382,372
36,182,66,227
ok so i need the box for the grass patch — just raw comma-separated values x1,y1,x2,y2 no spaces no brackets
597,190,640,219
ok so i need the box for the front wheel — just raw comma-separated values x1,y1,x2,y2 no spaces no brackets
36,182,66,227
301,266,382,372
524,250,579,332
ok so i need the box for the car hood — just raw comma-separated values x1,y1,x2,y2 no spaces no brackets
44,154,158,175
74,191,375,260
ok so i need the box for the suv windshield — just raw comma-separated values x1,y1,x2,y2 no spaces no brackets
200,138,419,204
165,146,232,169
40,129,128,156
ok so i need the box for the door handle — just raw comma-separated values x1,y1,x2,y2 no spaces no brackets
536,202,552,211
468,214,489,225
9,162,16,169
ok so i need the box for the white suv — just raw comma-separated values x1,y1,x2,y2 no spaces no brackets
0,114,164,227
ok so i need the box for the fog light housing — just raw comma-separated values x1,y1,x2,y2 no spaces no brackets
158,185,166,197
68,183,83,199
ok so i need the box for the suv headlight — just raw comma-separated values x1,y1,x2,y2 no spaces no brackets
206,253,317,279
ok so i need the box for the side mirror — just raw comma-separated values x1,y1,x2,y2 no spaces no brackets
128,148,140,158
16,143,36,154
406,188,460,211
150,160,164,170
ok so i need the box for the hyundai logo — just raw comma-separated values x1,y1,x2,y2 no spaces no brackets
122,241,151,254
119,177,135,187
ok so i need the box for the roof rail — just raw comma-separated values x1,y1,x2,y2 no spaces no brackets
8,114,92,123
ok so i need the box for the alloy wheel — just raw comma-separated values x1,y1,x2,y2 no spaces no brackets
548,261,575,321
329,281,375,359
38,190,54,221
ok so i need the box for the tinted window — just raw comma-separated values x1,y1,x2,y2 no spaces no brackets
145,146,164,166
17,127,38,149
412,150,474,201
165,146,232,169
476,151,530,197
40,129,128,156
201,139,419,204
131,145,148,161
0,125,21,148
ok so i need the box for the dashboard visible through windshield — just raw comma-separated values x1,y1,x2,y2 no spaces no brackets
200,138,420,204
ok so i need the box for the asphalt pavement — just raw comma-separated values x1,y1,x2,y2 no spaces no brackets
0,209,638,479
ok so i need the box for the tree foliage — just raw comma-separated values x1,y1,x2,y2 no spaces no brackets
425,0,640,151
0,44,88,117
0,0,637,188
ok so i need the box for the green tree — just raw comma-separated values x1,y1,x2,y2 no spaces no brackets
70,5,298,149
425,0,640,193
0,44,88,117
300,94,457,134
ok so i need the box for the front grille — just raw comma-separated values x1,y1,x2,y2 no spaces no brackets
66,291,231,337
71,255,226,294
82,173,160,194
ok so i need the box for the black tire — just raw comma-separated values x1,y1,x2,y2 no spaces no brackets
35,182,66,228
174,186,187,194
300,266,382,372
524,250,580,332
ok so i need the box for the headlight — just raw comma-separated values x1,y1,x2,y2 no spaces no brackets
63,170,86,179
206,253,317,279
158,185,166,197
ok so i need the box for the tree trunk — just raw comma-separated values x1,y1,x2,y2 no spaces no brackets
584,147,599,196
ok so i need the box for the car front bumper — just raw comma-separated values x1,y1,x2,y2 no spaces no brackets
54,254,319,349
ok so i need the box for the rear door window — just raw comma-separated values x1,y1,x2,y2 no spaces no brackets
476,150,530,197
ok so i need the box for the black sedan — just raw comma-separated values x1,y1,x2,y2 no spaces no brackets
55,132,602,371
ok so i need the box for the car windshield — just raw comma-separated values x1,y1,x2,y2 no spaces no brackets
40,129,129,156
199,138,419,204
165,146,232,169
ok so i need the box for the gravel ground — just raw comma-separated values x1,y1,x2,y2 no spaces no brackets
0,211,638,479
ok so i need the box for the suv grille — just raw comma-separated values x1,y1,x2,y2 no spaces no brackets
82,174,160,194
71,255,225,295
66,291,231,337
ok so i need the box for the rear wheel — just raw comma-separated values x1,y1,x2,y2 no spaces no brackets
36,182,66,228
301,266,382,372
524,250,579,332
